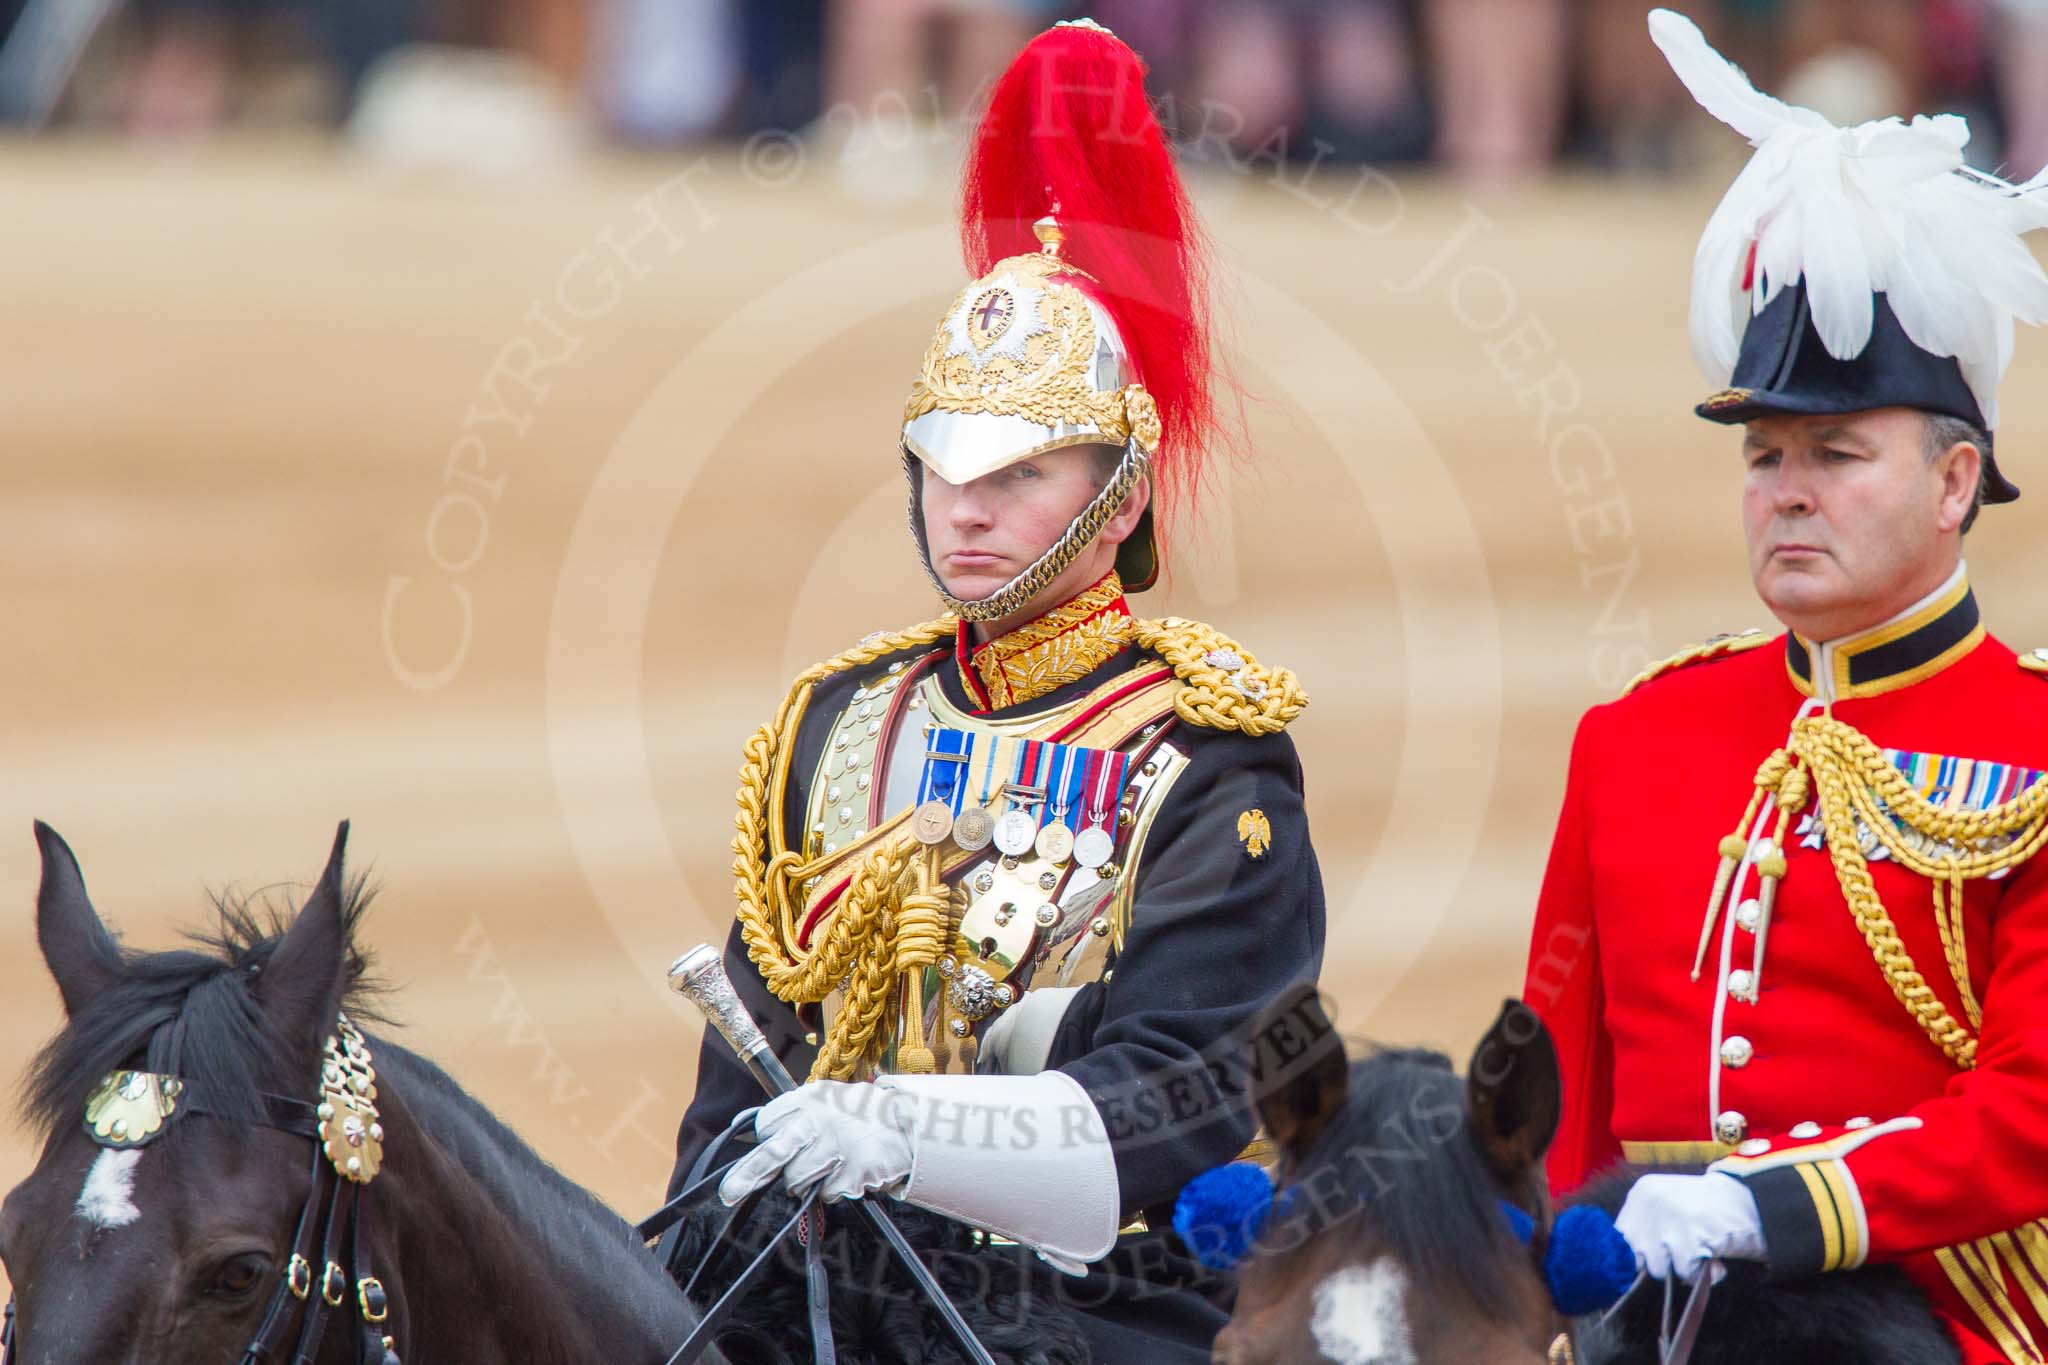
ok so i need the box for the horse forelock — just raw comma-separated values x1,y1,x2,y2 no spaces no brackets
19,874,382,1140
1276,1047,1531,1328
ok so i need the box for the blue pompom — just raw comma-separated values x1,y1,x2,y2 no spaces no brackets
1172,1162,1275,1271
1498,1199,1536,1245
1544,1204,1638,1316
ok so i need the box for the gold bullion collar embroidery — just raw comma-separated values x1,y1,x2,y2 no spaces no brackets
956,570,1135,711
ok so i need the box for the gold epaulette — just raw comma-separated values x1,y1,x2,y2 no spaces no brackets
1133,617,1307,736
1623,629,1773,695
2020,647,2048,676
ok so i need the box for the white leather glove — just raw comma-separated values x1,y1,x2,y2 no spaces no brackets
1615,1171,1766,1282
718,1070,1121,1276
720,1080,913,1205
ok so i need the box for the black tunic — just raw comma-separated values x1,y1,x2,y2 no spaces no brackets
668,636,1328,1362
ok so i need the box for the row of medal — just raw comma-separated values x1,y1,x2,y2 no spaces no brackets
909,729,1131,870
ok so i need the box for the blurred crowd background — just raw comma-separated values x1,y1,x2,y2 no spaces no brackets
4,0,2048,182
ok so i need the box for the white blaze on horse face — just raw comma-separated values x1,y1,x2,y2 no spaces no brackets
76,1149,143,1230
1310,1260,1416,1365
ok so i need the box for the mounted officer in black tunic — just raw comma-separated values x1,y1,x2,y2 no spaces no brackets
667,19,1328,1362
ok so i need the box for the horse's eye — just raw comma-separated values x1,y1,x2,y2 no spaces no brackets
206,1254,267,1298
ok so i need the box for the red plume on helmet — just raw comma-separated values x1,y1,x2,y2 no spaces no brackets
959,20,1226,556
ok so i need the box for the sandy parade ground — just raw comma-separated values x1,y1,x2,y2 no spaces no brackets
4,135,2044,1303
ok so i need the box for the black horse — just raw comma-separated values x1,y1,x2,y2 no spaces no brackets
1211,989,1962,1364
0,822,714,1364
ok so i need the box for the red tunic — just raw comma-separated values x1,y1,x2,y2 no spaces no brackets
1525,577,2048,1364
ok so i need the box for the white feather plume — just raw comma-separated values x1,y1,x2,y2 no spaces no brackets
1649,7,2048,427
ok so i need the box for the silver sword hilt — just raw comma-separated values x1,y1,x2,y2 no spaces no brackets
668,944,798,1093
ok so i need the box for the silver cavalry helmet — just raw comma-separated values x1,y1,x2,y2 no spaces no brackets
900,216,1163,622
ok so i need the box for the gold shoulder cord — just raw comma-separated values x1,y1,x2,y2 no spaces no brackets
1704,714,2048,1069
1625,629,1772,694
731,614,1309,1081
1129,617,1308,735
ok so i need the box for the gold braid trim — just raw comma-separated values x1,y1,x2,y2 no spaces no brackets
1778,714,2048,1068
1624,629,1773,695
730,617,953,1080
728,612,1305,1080
1132,617,1308,735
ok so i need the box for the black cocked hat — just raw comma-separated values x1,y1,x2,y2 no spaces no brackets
1694,281,2019,503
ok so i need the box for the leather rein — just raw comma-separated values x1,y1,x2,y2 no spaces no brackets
3,1013,399,1365
636,1108,996,1365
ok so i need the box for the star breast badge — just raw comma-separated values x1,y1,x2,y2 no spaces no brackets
1236,808,1271,860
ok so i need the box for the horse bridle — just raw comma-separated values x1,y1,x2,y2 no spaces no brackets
1,1013,400,1365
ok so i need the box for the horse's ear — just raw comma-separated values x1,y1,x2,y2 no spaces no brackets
34,821,123,1016
1465,998,1561,1184
1251,981,1349,1164
257,822,353,1048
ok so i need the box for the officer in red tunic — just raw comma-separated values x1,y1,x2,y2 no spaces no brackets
1525,12,2048,1363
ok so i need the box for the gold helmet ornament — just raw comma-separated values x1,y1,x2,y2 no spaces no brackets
901,18,1225,621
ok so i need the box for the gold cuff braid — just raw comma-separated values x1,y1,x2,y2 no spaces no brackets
729,615,1308,1080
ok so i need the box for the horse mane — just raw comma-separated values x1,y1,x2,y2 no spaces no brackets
1292,1046,1528,1325
19,875,382,1138
368,1045,694,1332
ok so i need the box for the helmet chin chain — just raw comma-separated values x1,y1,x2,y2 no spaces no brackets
903,443,1151,623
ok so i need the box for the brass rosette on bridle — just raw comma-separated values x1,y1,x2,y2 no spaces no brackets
83,1069,183,1148
76,1015,386,1186
318,1014,384,1183
900,232,1163,621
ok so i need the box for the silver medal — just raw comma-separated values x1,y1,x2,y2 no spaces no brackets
1073,826,1116,869
994,810,1038,857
